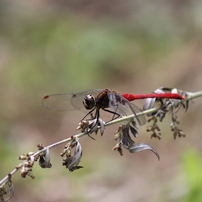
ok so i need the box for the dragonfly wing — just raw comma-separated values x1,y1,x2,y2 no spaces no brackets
127,102,146,126
42,93,78,111
107,92,146,125
42,89,102,112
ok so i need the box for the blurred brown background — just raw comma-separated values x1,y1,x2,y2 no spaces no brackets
0,0,202,201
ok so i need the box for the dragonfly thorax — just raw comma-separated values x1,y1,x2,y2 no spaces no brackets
83,95,96,110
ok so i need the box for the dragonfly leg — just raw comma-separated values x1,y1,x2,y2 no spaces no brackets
79,108,101,139
87,109,101,139
102,108,121,121
81,108,96,121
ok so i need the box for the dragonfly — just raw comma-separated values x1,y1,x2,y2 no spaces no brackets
42,89,185,126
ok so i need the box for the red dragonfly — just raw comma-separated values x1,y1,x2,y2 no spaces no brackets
42,89,185,125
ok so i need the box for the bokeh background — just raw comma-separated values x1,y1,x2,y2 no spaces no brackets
1,0,202,201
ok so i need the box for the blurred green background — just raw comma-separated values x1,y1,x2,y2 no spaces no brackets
1,0,202,201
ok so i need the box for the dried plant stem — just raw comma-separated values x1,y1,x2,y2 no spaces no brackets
186,91,202,100
0,90,202,187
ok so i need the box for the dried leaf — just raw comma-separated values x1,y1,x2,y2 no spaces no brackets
129,126,139,138
39,148,52,168
129,143,160,160
143,98,156,111
62,139,83,172
0,180,14,202
121,128,134,148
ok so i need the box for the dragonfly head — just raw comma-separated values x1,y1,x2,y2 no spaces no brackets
83,95,95,110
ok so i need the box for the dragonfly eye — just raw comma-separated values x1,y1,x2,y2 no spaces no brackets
83,95,95,110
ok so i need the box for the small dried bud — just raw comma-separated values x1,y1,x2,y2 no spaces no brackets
20,166,34,178
37,144,44,150
113,143,123,156
146,127,152,132
76,120,89,132
27,152,34,156
18,155,27,160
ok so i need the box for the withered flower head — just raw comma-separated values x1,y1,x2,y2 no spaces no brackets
114,119,159,160
39,148,52,168
115,120,139,148
77,118,105,137
62,138,83,172
0,179,14,202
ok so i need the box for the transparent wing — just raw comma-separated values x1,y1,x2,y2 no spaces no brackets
107,92,146,126
127,103,146,126
42,89,102,111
